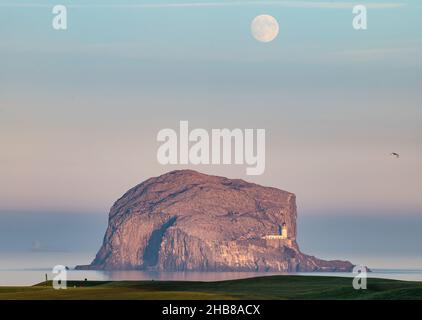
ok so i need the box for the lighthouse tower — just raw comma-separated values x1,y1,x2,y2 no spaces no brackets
281,223,288,239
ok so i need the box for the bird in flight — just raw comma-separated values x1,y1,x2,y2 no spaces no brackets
390,152,400,158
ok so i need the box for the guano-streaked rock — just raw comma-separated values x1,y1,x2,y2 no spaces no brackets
76,170,353,272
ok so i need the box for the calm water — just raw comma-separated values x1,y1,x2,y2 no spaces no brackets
1,252,422,286
3,269,422,286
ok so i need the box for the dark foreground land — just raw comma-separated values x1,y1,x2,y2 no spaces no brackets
1,275,422,300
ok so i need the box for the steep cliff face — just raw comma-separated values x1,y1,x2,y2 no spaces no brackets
77,170,353,272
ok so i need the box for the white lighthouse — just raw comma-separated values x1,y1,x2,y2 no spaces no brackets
262,222,289,243
281,223,288,239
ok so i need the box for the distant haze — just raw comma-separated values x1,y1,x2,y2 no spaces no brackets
1,210,421,269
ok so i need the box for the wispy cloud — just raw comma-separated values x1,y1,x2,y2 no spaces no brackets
335,46,422,62
0,1,406,9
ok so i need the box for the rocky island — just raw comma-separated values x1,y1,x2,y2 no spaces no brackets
76,170,353,272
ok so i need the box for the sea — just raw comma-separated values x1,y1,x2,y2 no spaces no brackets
1,251,422,286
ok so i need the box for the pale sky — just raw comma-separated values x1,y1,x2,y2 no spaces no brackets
1,0,421,215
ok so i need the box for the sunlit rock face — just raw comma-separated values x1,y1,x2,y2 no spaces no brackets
76,170,353,272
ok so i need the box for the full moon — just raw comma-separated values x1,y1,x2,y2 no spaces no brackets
251,14,279,43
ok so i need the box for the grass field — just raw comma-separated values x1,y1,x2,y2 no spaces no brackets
1,275,422,300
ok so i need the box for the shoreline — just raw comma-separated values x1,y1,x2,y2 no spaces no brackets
1,275,422,300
